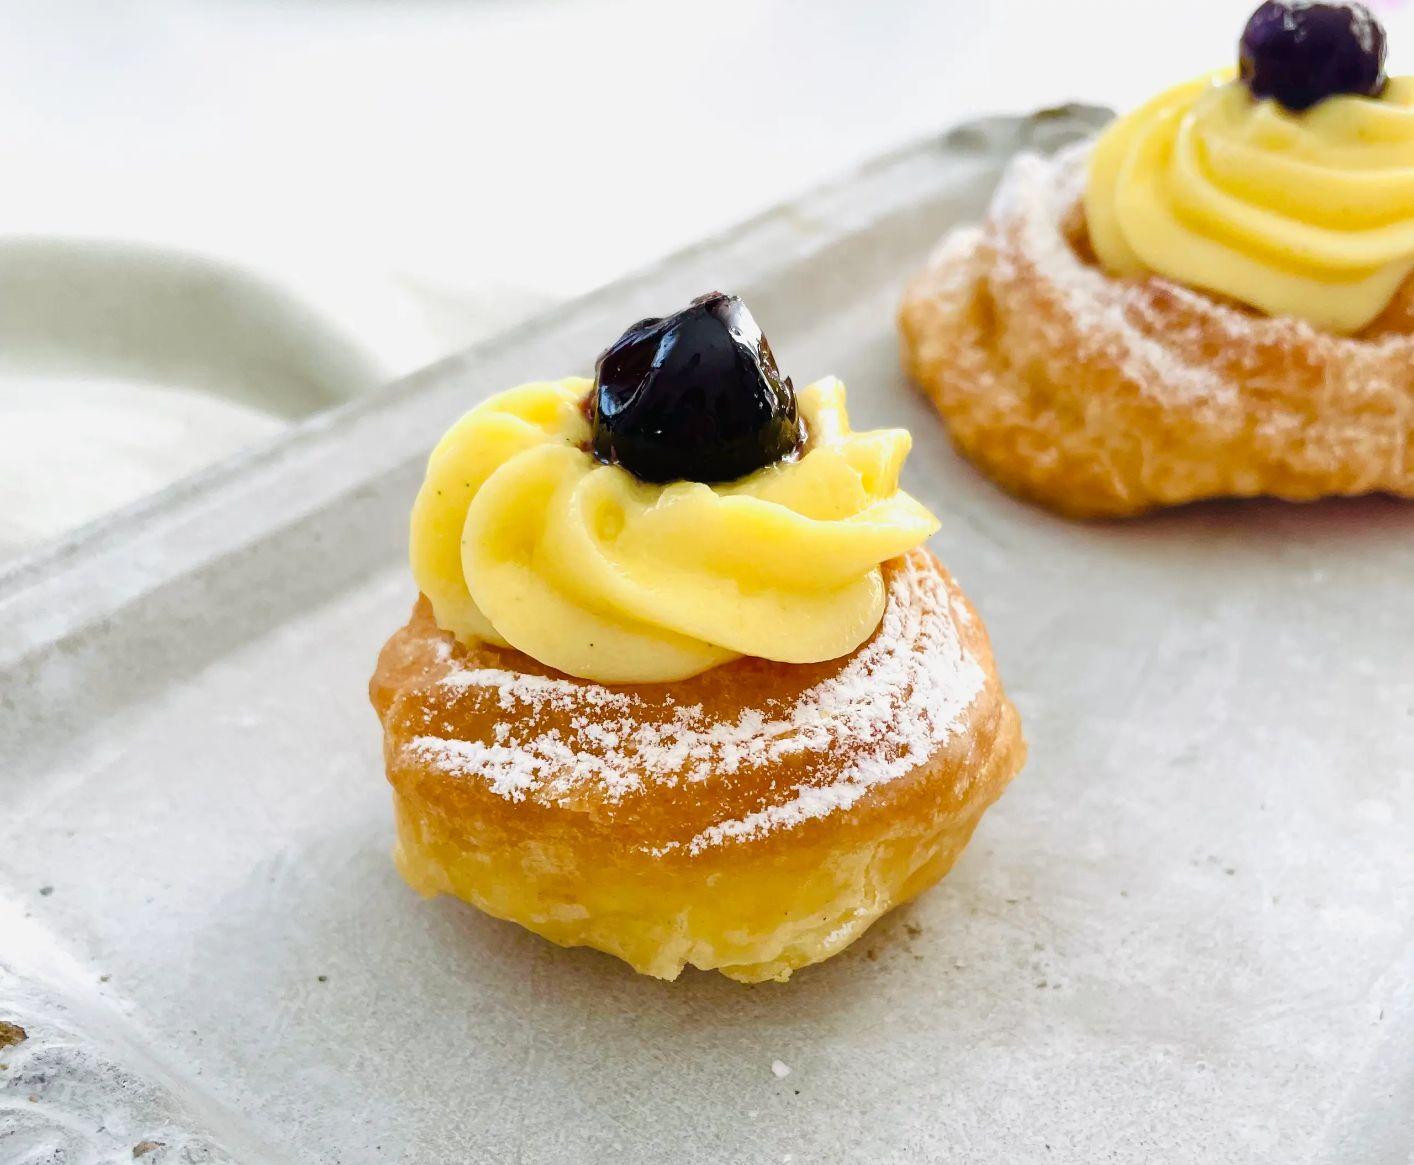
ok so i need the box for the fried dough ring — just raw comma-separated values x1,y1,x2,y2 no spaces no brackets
899,145,1414,518
370,549,1025,983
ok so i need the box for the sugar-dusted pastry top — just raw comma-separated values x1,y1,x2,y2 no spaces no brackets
1085,72,1414,333
409,377,937,683
376,550,991,857
897,139,1414,518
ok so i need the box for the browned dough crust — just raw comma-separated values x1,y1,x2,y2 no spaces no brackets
370,549,1025,982
898,148,1414,518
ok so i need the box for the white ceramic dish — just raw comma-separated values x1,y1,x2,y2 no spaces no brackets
2,107,1411,1165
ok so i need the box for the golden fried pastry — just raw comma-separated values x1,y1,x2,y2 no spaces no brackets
370,292,1025,981
900,2,1414,518
371,550,1023,983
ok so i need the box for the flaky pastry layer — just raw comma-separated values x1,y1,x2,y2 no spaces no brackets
369,550,1025,982
899,146,1414,518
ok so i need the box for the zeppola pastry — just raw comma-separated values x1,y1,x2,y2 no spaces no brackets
900,0,1414,517
371,292,1025,982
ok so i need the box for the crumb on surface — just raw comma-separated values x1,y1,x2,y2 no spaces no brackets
133,1141,166,1158
0,1022,27,1050
771,1059,791,1079
904,922,922,938
38,886,53,897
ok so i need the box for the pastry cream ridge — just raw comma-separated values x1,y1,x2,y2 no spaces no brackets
410,377,939,683
1084,72,1414,333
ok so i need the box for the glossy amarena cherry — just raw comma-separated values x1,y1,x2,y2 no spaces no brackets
591,292,801,484
1240,1,1386,112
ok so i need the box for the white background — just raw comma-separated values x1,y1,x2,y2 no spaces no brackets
2,0,1330,308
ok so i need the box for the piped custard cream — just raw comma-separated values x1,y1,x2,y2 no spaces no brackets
410,378,938,683
1085,72,1414,333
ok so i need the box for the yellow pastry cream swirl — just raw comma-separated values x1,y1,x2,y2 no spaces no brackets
1084,72,1414,333
410,377,939,683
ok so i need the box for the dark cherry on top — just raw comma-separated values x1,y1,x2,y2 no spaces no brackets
1240,0,1387,112
590,292,802,485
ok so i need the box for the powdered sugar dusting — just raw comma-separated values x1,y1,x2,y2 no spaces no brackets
439,667,637,715
401,557,987,854
672,565,985,855
988,144,1244,411
406,733,600,801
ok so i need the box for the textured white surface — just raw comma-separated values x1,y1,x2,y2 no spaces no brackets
0,902,247,1164
1,109,1411,1164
